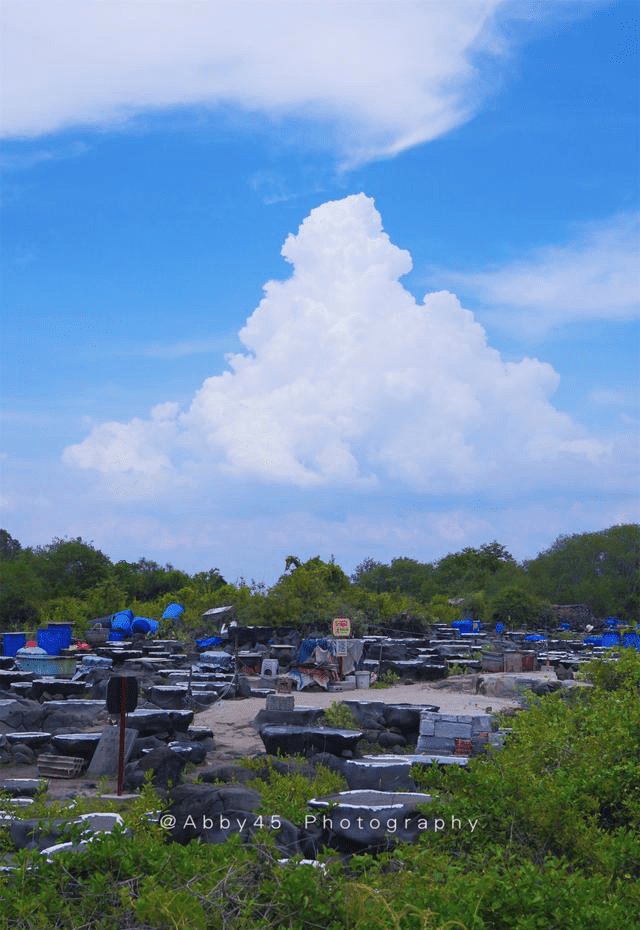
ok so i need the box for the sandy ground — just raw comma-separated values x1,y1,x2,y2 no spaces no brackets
194,670,560,758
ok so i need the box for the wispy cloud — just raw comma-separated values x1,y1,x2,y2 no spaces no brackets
439,213,640,335
0,141,89,172
589,388,628,408
140,338,234,360
0,1,589,163
248,170,326,206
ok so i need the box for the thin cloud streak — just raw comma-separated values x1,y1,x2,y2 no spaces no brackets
439,213,640,335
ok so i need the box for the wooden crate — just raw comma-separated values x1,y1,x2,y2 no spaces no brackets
37,754,86,778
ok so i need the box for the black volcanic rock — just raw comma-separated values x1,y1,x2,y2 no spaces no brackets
259,725,363,757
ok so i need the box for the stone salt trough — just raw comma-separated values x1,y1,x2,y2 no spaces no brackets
14,648,78,679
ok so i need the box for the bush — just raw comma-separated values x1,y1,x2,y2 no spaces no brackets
240,755,347,824
371,669,402,689
322,700,360,729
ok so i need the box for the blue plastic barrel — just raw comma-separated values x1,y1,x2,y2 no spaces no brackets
602,631,619,648
495,622,506,634
112,610,133,635
108,630,125,641
37,629,62,656
2,632,27,657
47,623,72,650
131,616,158,635
162,602,184,620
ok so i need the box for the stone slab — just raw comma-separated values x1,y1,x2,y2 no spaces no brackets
87,725,138,776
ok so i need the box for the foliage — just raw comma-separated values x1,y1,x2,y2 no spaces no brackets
1,654,639,928
240,756,347,823
0,524,637,637
526,524,640,620
581,647,640,693
322,700,360,729
371,669,402,688
489,586,553,629
447,663,465,677
411,649,640,879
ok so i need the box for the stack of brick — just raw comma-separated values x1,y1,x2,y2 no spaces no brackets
417,712,492,756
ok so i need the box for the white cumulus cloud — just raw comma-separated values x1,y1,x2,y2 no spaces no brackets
63,193,609,495
1,0,573,162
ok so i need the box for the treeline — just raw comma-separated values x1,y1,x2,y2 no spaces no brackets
0,525,638,636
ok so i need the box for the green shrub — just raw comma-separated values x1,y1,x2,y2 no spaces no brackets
322,700,359,729
242,756,347,823
371,669,402,688
582,647,640,692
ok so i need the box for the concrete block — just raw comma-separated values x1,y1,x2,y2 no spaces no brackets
434,722,473,739
266,694,295,712
416,736,455,754
418,719,435,736
471,715,492,734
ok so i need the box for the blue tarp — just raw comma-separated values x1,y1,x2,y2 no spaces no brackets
196,635,223,651
199,651,233,670
294,638,332,666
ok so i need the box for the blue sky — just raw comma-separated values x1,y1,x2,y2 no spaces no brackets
1,1,638,583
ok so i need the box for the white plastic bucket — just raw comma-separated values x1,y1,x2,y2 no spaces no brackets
355,671,370,689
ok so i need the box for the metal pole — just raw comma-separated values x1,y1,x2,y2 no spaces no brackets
117,677,127,796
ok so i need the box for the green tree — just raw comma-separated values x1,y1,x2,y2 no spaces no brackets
527,524,640,619
0,528,23,560
33,537,112,597
490,585,553,629
434,541,521,597
0,554,43,628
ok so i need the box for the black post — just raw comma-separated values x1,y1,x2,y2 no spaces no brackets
117,677,127,796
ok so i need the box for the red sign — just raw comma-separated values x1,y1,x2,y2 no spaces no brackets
332,618,351,637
